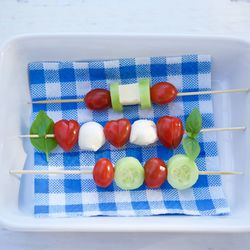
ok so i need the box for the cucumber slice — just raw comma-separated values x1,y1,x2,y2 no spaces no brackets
110,83,123,112
139,79,152,109
114,157,144,190
167,154,199,190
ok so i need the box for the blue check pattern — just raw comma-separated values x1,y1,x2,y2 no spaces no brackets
29,55,229,217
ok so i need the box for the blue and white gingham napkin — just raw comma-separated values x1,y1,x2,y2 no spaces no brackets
29,55,229,217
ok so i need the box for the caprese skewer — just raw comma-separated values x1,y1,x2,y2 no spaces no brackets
29,79,250,112
19,109,246,161
9,155,242,191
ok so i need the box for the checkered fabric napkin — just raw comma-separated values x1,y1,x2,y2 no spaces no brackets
28,55,229,217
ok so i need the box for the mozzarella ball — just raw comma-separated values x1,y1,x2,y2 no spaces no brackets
130,120,158,146
78,122,105,151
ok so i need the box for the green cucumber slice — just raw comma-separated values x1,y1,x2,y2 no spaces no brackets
110,83,123,112
167,154,199,190
139,79,152,109
114,157,144,190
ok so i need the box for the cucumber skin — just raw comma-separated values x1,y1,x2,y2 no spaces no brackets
110,83,123,112
167,154,199,190
139,79,152,109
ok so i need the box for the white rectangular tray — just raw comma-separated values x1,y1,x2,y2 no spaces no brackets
0,34,250,232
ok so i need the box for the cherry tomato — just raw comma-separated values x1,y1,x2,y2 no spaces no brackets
156,116,184,149
85,89,111,110
104,119,131,148
144,158,167,188
54,120,80,151
150,82,177,105
93,158,114,188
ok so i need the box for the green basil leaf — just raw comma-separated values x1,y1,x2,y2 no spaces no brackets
183,137,200,161
185,108,202,138
186,132,193,138
30,110,57,161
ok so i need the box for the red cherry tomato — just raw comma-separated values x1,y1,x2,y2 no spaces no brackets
54,120,80,151
150,82,177,105
104,119,131,148
144,158,167,188
85,89,111,110
156,116,184,149
93,158,114,188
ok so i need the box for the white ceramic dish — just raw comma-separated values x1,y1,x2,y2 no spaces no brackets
0,34,250,232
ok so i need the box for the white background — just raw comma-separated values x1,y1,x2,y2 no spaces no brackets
1,0,250,249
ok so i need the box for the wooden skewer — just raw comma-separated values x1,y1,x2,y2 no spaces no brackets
177,88,250,97
19,134,55,138
28,98,84,104
200,126,246,133
9,169,242,176
9,169,92,175
18,126,246,139
29,88,250,104
198,171,243,175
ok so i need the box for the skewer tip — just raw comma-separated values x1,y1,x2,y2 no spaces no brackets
199,171,243,176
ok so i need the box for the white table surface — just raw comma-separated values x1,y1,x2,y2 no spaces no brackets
1,0,250,249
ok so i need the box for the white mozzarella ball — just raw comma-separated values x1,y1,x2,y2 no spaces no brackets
78,122,105,151
130,120,158,146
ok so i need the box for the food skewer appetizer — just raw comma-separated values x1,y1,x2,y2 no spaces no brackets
10,155,242,191
20,109,246,161
29,79,250,112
